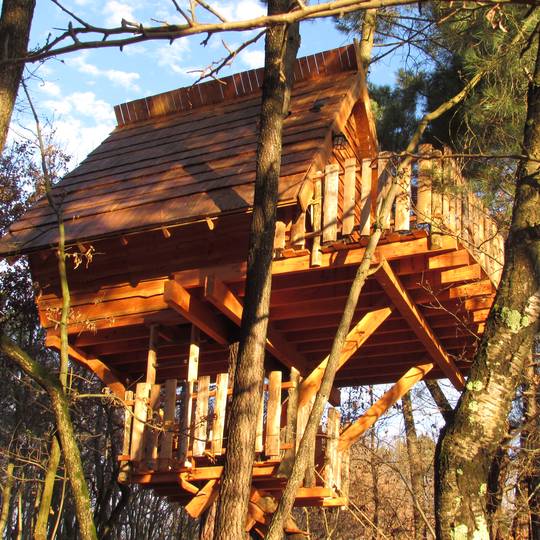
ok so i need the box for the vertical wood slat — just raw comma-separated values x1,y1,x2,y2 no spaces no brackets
211,373,228,455
144,384,161,469
311,179,322,266
342,158,357,236
131,382,151,463
193,376,210,457
158,379,177,471
265,371,282,457
324,408,341,491
376,155,391,229
274,221,287,254
278,368,300,477
119,390,134,480
255,390,264,453
178,381,191,463
322,163,339,244
290,209,306,249
395,163,411,232
416,143,433,224
179,326,200,462
359,158,372,236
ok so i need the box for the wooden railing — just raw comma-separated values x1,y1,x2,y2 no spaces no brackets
119,370,348,497
299,145,504,286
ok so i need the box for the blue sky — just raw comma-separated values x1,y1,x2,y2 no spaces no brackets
18,0,399,164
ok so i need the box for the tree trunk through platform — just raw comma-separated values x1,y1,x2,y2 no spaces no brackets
435,26,540,540
212,2,300,538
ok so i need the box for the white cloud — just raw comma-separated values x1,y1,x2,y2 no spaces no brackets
43,91,114,124
239,49,264,69
156,39,192,76
210,1,265,21
68,53,141,91
38,81,61,97
104,0,138,26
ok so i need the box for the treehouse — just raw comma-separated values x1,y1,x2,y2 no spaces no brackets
0,44,504,532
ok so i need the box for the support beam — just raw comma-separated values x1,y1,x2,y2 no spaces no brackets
204,276,307,373
374,260,465,390
163,279,230,345
298,304,394,407
338,362,434,451
45,335,125,398
174,235,458,289
145,324,158,385
185,479,219,518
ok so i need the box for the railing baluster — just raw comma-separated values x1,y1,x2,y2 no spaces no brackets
158,379,177,471
265,371,282,457
211,373,228,455
193,376,210,457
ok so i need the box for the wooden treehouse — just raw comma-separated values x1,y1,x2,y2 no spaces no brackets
0,44,504,530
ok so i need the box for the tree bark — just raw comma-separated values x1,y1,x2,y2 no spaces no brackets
0,335,98,540
34,436,62,540
0,461,15,537
435,31,540,540
424,379,454,424
0,0,35,153
358,8,377,72
212,2,299,538
402,391,427,540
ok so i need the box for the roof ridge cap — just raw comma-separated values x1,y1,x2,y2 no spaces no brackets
114,43,357,128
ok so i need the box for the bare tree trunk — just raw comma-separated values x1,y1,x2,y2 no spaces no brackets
524,355,540,540
34,437,61,540
424,379,454,424
266,49,485,540
402,391,427,540
368,387,380,540
212,2,299,538
358,8,377,71
435,30,540,540
0,0,35,153
0,462,15,536
0,336,98,540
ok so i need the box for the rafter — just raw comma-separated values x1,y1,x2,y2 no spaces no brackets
163,279,231,345
45,335,126,398
203,275,307,373
373,260,465,390
338,362,434,451
298,303,394,407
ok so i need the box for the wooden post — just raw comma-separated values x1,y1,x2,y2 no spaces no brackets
119,389,134,482
265,371,282,457
131,382,151,465
255,390,264,453
360,158,372,236
310,179,322,266
158,379,177,471
179,326,200,463
395,163,411,232
324,408,341,492
290,208,306,249
211,373,228,455
416,143,432,225
323,163,339,244
146,324,158,385
342,158,356,237
273,220,286,256
376,153,391,229
144,384,161,470
193,375,210,457
277,368,299,477
430,150,443,249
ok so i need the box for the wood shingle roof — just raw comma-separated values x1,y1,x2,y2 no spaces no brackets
0,44,373,256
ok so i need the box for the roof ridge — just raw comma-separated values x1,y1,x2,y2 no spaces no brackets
114,44,357,128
